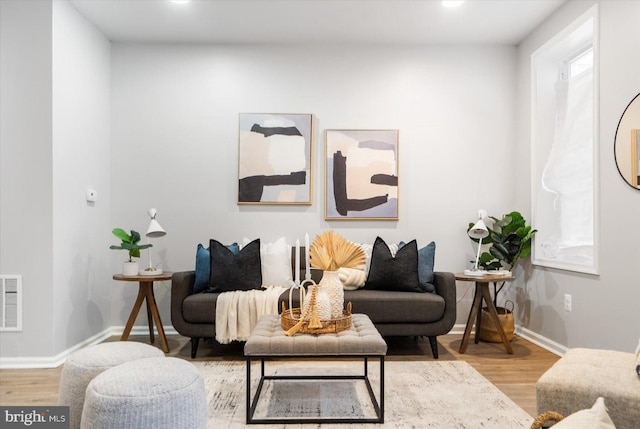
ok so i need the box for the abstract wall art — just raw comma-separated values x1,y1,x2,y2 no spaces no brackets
238,113,313,204
325,129,399,220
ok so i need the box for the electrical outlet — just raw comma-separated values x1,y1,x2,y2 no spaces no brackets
564,294,572,312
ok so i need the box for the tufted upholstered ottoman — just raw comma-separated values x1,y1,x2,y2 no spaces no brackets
244,313,387,424
80,357,206,429
58,342,165,429
536,348,640,429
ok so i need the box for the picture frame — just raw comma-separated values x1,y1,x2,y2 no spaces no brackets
238,113,313,204
613,93,639,190
632,129,639,188
325,129,399,220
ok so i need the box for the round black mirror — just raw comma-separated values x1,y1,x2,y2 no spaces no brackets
614,92,640,190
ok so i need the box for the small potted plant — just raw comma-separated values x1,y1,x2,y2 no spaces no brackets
110,228,152,276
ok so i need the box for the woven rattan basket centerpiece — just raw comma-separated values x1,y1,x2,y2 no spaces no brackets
281,280,353,336
281,301,353,335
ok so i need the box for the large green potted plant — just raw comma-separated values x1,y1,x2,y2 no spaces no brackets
110,228,152,276
468,211,537,271
468,211,537,304
467,211,537,343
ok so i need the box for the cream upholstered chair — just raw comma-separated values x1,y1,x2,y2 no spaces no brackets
536,348,640,429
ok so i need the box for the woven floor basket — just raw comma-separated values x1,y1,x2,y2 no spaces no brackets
281,301,352,335
529,411,564,429
478,300,515,343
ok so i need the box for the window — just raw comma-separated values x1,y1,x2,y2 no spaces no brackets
568,48,593,79
531,5,599,274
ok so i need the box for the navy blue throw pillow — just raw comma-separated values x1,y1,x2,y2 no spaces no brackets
364,237,423,293
400,240,436,293
206,239,262,293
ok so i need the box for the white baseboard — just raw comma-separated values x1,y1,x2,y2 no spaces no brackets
450,323,567,357
0,325,178,369
1,324,566,368
450,323,468,335
113,325,179,338
515,326,568,357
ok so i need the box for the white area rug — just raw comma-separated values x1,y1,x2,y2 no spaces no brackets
195,360,533,428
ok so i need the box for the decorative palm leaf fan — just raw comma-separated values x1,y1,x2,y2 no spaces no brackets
309,230,365,271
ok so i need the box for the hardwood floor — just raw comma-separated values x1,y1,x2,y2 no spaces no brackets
0,333,558,418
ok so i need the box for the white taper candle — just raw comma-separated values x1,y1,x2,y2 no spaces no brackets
295,239,300,287
305,233,311,280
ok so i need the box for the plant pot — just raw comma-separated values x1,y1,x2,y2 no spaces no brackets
122,261,139,277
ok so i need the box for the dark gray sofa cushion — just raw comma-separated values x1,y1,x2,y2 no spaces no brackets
279,289,445,324
343,290,445,324
189,288,446,325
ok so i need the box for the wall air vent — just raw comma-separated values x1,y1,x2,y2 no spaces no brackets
0,275,22,331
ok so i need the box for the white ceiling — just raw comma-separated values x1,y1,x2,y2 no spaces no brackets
68,0,566,45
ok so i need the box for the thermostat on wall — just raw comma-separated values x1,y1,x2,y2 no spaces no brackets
86,188,97,202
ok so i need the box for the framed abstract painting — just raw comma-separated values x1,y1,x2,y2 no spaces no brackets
238,113,313,204
325,129,399,220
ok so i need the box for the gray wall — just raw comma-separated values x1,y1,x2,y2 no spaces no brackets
0,0,112,363
511,0,640,353
0,0,55,359
51,0,112,355
109,43,518,331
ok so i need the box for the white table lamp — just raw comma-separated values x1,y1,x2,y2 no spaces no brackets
464,209,489,276
144,208,166,275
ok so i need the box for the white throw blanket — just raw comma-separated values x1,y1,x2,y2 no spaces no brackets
215,286,287,344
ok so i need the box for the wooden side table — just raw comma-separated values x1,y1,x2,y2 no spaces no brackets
455,272,515,355
113,272,173,353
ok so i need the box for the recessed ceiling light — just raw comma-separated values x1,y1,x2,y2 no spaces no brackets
442,0,465,7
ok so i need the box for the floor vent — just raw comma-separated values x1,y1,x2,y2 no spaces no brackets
0,275,22,331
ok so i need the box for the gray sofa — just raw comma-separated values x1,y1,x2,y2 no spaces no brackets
171,251,456,359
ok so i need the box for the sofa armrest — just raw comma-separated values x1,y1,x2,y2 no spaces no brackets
171,271,196,335
432,271,457,333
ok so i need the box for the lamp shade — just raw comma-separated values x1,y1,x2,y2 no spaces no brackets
146,219,166,238
468,218,489,240
146,208,166,238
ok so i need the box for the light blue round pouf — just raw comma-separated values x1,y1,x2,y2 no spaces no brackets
80,357,207,429
58,342,165,429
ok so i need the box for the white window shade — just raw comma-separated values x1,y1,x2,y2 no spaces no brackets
531,5,599,274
